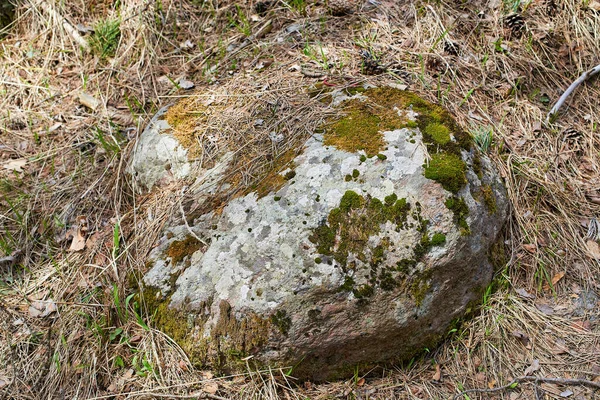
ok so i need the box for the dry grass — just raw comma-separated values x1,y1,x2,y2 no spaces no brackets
1,0,600,399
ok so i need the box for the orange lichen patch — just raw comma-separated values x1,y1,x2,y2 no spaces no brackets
164,96,217,159
165,235,203,265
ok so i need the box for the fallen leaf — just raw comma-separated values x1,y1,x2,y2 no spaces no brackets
28,299,57,318
512,330,530,347
552,271,565,286
432,364,442,381
178,359,188,371
78,92,100,110
560,389,574,397
201,371,214,380
586,239,600,259
515,288,536,299
524,359,540,376
3,158,27,172
535,302,555,315
523,243,537,253
553,339,570,355
356,377,365,386
488,379,497,389
203,382,218,394
475,372,486,383
69,227,86,251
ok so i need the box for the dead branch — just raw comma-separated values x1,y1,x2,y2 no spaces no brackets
546,63,600,124
37,0,90,52
453,375,600,399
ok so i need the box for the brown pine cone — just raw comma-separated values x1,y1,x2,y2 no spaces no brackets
328,0,356,15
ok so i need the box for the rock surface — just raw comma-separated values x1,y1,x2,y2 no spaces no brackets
138,87,508,381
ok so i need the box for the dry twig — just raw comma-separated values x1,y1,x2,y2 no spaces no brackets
546,63,600,123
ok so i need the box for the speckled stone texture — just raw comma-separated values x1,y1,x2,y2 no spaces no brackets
138,89,508,381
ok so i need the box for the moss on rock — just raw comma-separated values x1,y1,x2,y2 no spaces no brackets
445,196,470,235
424,153,467,194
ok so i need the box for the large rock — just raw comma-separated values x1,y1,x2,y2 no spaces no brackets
137,87,508,381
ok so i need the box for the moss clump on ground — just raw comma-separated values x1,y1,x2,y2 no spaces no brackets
166,236,203,265
480,184,497,213
164,97,212,159
445,196,470,235
424,153,467,194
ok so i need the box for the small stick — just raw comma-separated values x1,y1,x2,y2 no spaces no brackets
37,0,90,52
453,375,600,399
546,63,600,124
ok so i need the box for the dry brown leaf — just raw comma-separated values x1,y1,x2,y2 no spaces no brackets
586,239,600,259
28,299,57,318
203,381,219,394
524,359,540,376
3,158,27,172
432,364,441,381
552,271,565,286
69,228,86,251
178,359,188,371
523,243,537,253
488,379,497,389
475,372,486,383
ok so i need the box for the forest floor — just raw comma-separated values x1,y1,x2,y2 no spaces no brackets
1,0,600,399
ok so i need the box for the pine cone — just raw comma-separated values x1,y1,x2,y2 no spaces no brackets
545,0,558,16
328,0,356,16
505,13,525,37
443,40,459,56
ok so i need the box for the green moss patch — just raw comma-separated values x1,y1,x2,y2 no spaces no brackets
480,184,497,213
430,233,447,246
324,87,472,193
309,190,410,268
425,123,451,145
324,104,386,157
445,196,470,235
424,153,467,194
